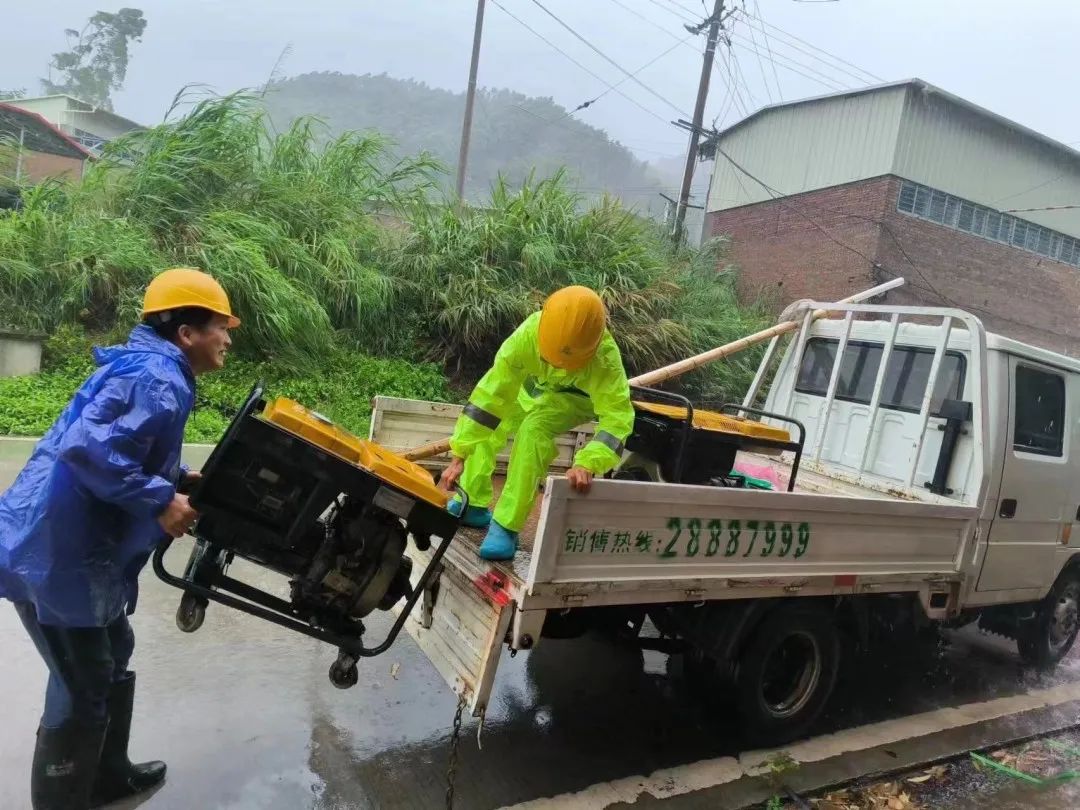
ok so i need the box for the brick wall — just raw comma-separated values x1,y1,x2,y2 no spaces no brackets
873,177,1080,353
16,150,85,183
705,176,893,311
705,175,1080,355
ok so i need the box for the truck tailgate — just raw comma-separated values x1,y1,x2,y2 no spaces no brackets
394,536,515,716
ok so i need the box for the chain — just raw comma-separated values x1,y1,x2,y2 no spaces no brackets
445,694,466,809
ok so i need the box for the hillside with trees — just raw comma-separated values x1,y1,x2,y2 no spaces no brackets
263,72,669,210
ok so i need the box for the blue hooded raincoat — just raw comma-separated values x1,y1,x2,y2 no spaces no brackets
0,325,195,627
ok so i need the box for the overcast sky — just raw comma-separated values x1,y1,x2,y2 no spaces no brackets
4,0,1078,163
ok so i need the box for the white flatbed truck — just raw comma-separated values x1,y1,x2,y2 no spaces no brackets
373,300,1080,744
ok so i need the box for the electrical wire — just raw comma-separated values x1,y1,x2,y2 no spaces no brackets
645,0,697,24
727,33,849,91
578,33,695,116
490,0,673,125
751,0,784,100
665,0,704,18
714,46,751,117
1003,204,1080,213
725,31,759,107
506,29,694,141
709,147,1050,328
739,8,884,83
644,0,876,90
610,0,686,37
528,0,691,117
992,173,1068,205
740,7,775,103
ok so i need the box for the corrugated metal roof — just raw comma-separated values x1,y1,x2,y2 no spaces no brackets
0,103,94,160
9,94,144,131
702,79,1080,238
703,79,1080,162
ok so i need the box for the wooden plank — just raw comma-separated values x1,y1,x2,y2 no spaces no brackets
370,395,594,472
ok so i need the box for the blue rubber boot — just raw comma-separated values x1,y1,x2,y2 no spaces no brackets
478,521,519,561
447,496,492,529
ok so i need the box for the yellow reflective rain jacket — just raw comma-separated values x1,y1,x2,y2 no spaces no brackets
449,312,635,532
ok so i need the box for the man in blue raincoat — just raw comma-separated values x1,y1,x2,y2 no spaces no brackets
0,267,239,810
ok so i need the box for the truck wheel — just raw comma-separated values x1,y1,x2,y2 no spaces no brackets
1018,570,1080,670
734,603,840,746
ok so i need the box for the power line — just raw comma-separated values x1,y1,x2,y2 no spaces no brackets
740,9,774,104
714,45,751,117
665,0,704,18
710,143,1055,334
1003,204,1080,213
528,0,691,118
645,0,697,24
992,173,1068,205
739,9,884,84
507,29,694,141
728,31,850,91
610,0,685,37
752,0,784,100
709,146,1041,323
579,33,695,116
490,0,672,125
726,33,760,107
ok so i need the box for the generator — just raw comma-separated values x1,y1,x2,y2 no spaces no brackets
152,383,464,689
619,387,806,489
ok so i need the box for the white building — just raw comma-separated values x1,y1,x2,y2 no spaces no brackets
6,95,143,156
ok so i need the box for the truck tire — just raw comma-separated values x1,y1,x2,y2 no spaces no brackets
1018,569,1080,670
733,602,840,746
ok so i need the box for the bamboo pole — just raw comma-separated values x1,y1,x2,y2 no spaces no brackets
402,278,904,462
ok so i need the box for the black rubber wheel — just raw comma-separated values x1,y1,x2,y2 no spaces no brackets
733,603,840,747
1018,570,1080,670
329,660,359,690
175,593,206,633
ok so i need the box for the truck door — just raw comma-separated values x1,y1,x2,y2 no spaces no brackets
978,357,1069,592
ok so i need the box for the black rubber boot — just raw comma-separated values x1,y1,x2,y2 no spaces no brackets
90,672,166,807
31,721,107,810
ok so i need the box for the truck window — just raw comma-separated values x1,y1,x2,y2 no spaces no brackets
796,338,966,414
1014,366,1065,457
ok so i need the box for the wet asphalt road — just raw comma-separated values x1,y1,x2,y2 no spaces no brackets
2,443,1080,809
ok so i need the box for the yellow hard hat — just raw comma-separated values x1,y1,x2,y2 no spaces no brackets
142,267,240,328
538,285,606,370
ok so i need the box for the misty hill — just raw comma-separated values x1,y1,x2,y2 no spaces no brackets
263,72,668,211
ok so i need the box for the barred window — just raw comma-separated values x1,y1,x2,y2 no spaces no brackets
897,179,1080,269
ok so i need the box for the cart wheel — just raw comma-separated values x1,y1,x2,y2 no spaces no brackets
176,593,206,633
329,659,359,689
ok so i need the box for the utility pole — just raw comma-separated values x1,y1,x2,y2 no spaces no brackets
674,0,724,240
455,0,487,208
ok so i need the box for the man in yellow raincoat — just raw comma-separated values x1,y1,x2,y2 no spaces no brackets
439,286,635,561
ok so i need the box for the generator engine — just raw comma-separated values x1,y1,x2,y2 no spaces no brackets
153,383,462,689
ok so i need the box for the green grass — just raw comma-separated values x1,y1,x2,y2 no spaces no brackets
1,90,771,427
0,327,455,443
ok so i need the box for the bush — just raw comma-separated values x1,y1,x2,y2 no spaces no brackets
385,171,770,399
0,327,455,443
0,91,441,366
1,90,770,414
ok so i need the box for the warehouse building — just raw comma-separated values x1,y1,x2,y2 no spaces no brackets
700,79,1080,354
